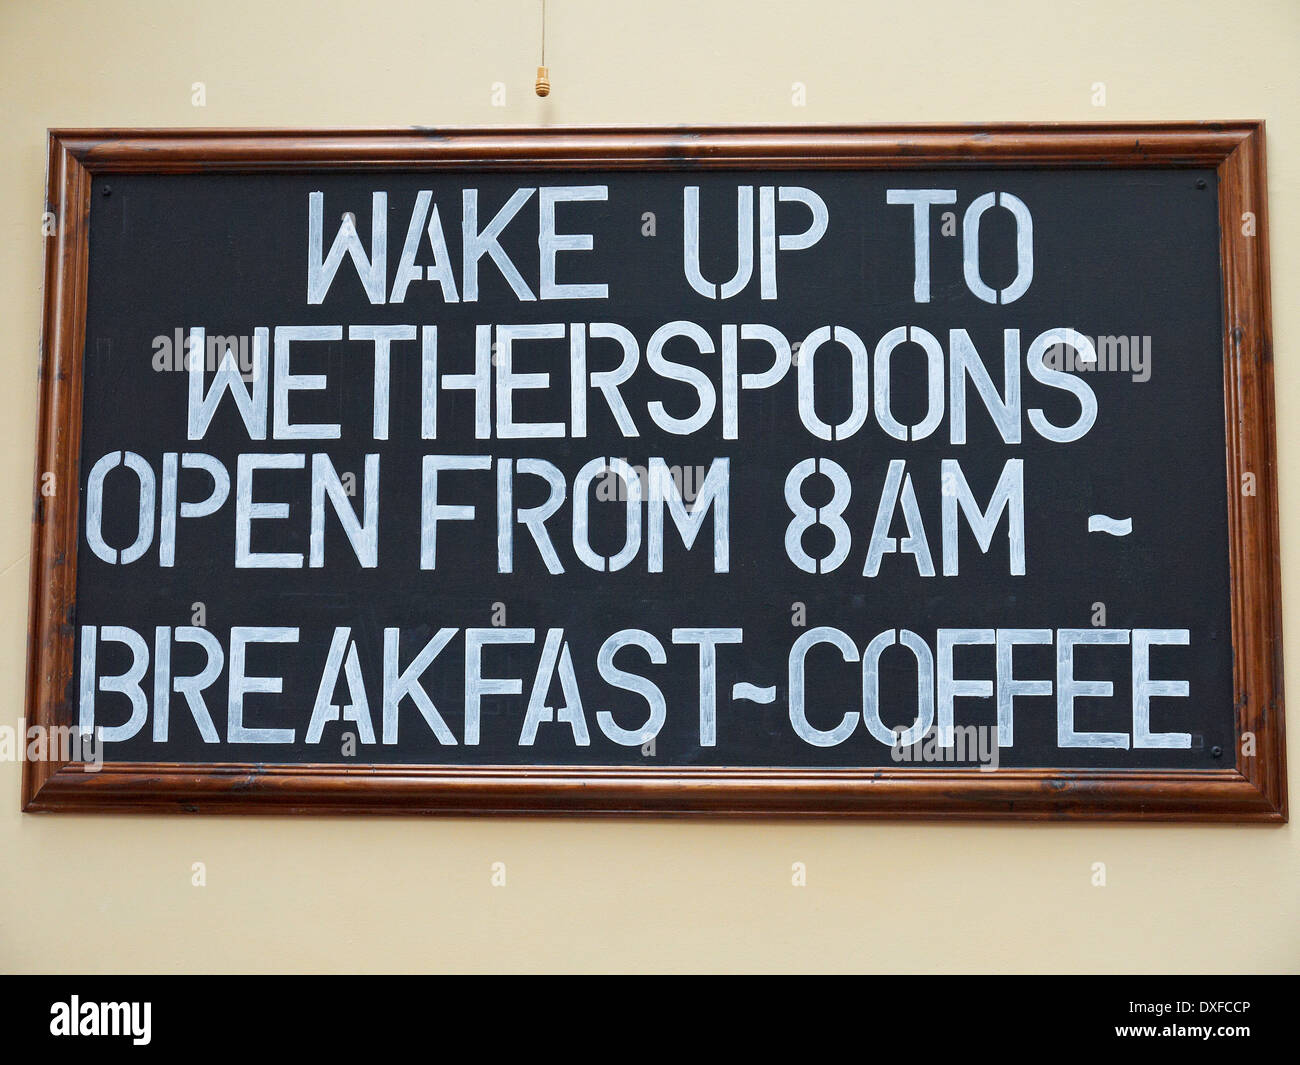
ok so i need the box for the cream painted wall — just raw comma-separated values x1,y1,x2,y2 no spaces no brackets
0,0,1296,974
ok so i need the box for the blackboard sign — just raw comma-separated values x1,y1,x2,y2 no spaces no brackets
25,125,1285,819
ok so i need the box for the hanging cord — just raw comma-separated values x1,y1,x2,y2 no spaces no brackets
535,0,550,96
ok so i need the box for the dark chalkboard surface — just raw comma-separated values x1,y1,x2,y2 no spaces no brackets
25,127,1284,818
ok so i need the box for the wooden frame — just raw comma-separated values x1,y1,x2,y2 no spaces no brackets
23,123,1285,820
